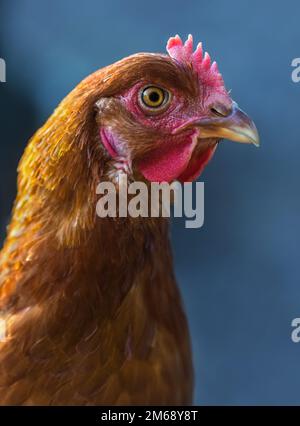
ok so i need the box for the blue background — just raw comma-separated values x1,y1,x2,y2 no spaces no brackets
0,0,299,405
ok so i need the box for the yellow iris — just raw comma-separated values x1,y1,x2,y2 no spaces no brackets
141,86,166,108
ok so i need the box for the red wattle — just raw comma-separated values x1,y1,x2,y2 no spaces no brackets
138,137,197,183
177,144,217,182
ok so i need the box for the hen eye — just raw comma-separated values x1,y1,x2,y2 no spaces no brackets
140,86,170,109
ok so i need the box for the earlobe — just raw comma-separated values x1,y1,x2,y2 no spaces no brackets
100,127,119,158
96,97,130,158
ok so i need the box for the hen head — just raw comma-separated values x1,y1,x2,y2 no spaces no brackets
96,34,259,183
11,34,259,248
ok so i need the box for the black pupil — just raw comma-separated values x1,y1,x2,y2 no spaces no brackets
149,90,160,103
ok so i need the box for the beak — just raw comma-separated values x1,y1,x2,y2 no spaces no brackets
179,102,260,147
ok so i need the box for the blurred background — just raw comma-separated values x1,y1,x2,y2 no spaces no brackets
0,0,299,405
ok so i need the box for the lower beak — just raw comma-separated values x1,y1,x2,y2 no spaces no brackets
192,102,260,147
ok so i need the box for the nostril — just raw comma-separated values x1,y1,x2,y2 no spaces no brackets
210,104,232,117
210,107,224,117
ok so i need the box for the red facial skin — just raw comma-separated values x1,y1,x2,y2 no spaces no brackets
100,34,233,183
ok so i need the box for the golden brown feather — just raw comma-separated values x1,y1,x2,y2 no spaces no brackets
0,54,194,405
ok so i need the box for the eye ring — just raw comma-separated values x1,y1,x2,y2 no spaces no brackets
139,85,171,112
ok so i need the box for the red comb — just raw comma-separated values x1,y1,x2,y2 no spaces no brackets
166,34,224,88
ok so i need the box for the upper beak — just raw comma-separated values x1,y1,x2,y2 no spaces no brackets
176,101,260,147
